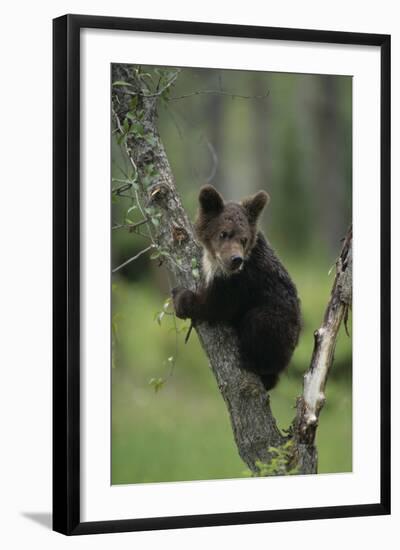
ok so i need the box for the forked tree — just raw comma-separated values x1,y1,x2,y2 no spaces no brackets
111,64,352,476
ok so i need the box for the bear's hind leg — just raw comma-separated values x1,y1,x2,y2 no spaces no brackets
259,373,280,391
236,307,292,390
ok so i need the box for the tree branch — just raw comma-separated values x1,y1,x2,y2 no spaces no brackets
112,244,156,273
112,219,148,231
170,89,270,101
293,226,352,472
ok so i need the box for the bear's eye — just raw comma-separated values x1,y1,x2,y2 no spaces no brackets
220,231,228,240
241,238,248,247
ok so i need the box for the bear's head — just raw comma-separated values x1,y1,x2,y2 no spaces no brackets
195,185,269,281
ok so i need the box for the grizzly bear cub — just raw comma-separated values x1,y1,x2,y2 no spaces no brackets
172,185,301,390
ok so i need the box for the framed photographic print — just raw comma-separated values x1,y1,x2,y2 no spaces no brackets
53,14,391,535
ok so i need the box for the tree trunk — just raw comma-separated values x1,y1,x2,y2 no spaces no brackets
112,64,352,475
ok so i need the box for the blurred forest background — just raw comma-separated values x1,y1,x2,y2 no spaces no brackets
111,66,352,484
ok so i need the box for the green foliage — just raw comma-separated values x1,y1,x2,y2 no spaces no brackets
155,68,180,104
112,80,134,87
130,122,145,137
253,439,299,477
148,377,165,393
154,297,173,326
129,96,138,111
142,164,159,188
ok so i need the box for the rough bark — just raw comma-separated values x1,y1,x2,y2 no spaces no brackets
111,64,352,475
293,226,352,473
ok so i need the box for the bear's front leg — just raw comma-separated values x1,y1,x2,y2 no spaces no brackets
171,287,198,320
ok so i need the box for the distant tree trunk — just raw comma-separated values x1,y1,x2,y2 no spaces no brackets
251,73,272,195
112,64,352,475
314,76,347,255
207,88,225,188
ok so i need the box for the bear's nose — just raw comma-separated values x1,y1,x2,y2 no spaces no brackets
230,255,243,270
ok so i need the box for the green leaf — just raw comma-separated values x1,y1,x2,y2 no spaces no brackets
151,217,160,227
191,258,198,269
192,268,200,279
116,133,127,146
131,122,144,137
129,96,138,110
126,111,137,122
150,251,161,260
155,311,164,325
148,377,165,393
112,80,134,87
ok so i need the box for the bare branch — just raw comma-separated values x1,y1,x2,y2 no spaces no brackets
170,89,270,101
112,244,156,273
203,139,218,183
112,219,148,231
113,71,179,98
293,226,352,473
112,183,133,195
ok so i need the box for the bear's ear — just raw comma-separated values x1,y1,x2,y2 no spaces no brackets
241,190,270,224
198,185,224,215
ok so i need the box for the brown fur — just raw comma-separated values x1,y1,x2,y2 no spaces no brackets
195,186,269,277
172,185,301,391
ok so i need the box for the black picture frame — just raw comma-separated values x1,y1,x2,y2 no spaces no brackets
53,14,391,536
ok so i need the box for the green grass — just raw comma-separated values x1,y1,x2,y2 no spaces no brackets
111,260,352,485
112,375,245,484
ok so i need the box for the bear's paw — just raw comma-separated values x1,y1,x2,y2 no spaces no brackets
171,287,196,320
